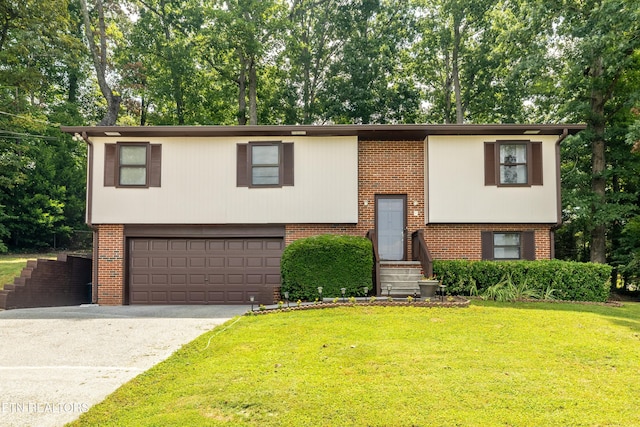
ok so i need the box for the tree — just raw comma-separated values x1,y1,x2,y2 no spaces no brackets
79,0,122,125
551,0,640,263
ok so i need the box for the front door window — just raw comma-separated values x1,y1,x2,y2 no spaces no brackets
376,196,406,261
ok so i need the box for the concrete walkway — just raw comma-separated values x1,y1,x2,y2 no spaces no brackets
0,304,248,427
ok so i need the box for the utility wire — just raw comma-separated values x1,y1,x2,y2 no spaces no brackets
0,110,53,125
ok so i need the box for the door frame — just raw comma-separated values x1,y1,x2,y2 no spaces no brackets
375,194,407,261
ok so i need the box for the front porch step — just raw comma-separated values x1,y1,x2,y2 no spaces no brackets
379,264,423,297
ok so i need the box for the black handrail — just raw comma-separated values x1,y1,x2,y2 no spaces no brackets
412,229,433,278
365,229,381,296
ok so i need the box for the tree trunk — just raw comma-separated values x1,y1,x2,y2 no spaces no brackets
248,57,258,125
79,0,120,126
452,14,463,124
589,56,607,264
237,50,247,125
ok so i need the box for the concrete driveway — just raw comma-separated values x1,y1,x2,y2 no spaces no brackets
0,304,248,427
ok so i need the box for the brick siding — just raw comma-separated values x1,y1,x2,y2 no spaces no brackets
423,223,552,260
95,224,125,305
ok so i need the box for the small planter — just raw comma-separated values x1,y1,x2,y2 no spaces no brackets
418,279,440,299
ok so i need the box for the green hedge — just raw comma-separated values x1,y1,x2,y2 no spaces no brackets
280,235,373,301
433,259,612,302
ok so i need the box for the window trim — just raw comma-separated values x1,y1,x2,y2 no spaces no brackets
104,142,161,188
497,142,530,187
484,140,543,187
237,141,294,188
481,230,536,260
117,142,150,188
248,141,283,188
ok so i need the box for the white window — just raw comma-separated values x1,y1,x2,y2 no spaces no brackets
493,232,521,259
499,143,527,185
251,144,280,186
119,145,148,186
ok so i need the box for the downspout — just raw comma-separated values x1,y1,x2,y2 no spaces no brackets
76,132,98,304
550,128,570,259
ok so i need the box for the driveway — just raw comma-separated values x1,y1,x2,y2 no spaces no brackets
0,304,248,427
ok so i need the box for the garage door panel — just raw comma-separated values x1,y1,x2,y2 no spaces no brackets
170,274,187,284
151,240,168,251
129,237,283,304
266,241,283,250
190,257,206,268
151,274,167,284
151,257,167,268
227,257,244,267
226,241,243,250
189,240,206,251
246,257,263,267
246,274,264,285
208,257,224,267
171,258,187,268
208,274,225,284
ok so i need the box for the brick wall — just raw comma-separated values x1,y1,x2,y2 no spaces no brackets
95,224,125,305
0,255,92,310
423,223,552,260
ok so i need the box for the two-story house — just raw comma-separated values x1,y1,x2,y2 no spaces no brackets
61,124,584,305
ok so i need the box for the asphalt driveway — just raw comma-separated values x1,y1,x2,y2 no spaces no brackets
0,304,248,427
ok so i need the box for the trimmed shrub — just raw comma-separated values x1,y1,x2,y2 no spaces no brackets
280,235,373,301
433,259,612,302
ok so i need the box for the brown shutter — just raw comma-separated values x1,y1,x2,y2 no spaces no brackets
522,231,536,260
484,142,496,186
237,144,249,187
104,144,116,186
481,231,494,260
149,144,162,187
530,141,543,185
282,142,294,186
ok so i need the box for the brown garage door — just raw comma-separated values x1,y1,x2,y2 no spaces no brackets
128,238,283,304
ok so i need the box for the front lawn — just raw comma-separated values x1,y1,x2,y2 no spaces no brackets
69,302,640,426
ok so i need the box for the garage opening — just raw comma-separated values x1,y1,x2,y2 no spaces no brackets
128,237,283,304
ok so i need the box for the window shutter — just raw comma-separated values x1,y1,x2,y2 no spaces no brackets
481,231,494,260
282,143,294,186
104,144,116,187
530,141,543,185
522,231,536,260
237,144,249,187
484,142,496,186
149,144,162,187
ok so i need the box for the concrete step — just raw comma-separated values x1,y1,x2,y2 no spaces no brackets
379,265,422,297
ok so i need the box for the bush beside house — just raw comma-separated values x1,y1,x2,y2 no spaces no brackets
434,260,612,302
280,235,373,301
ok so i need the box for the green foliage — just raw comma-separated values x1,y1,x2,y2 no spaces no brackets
434,259,612,302
280,235,372,301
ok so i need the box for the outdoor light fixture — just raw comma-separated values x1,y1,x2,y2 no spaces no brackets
317,287,323,302
387,284,392,298
363,286,368,297
249,295,255,311
439,284,446,302
284,291,289,307
341,288,346,302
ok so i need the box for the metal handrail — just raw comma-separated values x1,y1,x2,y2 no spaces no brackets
365,229,381,296
412,229,433,278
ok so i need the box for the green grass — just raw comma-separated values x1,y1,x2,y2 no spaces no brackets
0,254,56,289
69,302,640,427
